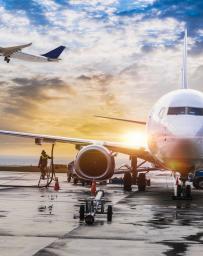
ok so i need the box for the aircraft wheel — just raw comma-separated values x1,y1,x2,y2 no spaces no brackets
177,184,182,197
107,205,113,222
79,205,85,221
131,173,137,185
137,173,146,191
123,173,132,191
185,185,192,198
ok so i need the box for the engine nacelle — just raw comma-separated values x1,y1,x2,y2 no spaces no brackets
74,145,115,181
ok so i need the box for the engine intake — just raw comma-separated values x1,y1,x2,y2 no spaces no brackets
74,145,115,181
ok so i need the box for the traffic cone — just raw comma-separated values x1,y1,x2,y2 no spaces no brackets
54,177,60,191
91,180,96,196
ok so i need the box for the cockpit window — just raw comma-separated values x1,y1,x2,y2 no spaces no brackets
167,107,185,115
187,107,203,115
168,107,203,116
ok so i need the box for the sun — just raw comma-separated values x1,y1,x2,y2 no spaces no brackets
122,131,147,148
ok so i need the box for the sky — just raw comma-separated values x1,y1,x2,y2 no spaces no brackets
0,0,203,158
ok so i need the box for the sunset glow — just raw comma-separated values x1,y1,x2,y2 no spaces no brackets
122,131,147,148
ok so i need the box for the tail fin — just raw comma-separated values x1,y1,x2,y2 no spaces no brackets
181,29,188,89
42,46,66,59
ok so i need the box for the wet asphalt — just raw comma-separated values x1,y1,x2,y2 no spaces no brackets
0,171,202,256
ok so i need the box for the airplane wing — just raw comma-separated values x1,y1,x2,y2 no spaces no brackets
0,43,32,56
0,129,155,163
95,115,146,125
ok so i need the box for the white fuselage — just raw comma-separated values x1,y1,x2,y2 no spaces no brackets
10,52,58,62
147,89,203,175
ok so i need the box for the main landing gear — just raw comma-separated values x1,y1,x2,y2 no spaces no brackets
173,175,192,200
123,156,137,191
123,156,150,192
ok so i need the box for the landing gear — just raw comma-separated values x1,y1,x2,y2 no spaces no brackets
123,172,132,191
123,156,137,191
173,176,192,200
137,173,146,191
4,56,10,63
130,156,137,185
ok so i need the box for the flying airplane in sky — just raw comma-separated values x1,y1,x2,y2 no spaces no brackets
0,30,201,199
0,43,66,63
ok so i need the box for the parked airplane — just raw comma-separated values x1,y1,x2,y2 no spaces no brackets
0,30,201,198
0,43,66,63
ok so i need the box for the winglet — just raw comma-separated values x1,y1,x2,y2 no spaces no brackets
181,29,188,89
41,46,66,59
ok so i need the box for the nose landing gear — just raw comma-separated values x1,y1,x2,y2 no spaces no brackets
173,176,192,200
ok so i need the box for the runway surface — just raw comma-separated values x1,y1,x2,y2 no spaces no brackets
0,171,202,256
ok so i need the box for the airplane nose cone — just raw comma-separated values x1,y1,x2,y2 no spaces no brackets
166,117,203,138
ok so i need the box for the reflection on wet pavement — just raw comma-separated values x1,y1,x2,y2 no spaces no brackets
0,171,202,255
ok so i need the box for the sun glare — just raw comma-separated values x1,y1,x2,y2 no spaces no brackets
122,131,147,148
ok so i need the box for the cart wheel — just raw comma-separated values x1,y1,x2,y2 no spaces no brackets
79,205,85,221
101,203,104,214
107,205,113,222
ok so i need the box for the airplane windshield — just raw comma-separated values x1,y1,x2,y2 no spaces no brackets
167,107,203,116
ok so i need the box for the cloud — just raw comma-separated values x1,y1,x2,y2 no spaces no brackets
0,0,203,156
1,77,76,117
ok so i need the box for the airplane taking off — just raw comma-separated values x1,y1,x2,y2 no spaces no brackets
0,43,66,63
0,30,202,199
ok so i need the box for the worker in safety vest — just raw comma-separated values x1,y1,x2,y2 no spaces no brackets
38,150,51,179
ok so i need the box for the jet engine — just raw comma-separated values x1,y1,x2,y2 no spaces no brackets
74,145,115,181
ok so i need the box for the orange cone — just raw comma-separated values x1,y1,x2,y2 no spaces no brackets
54,177,60,191
91,180,96,196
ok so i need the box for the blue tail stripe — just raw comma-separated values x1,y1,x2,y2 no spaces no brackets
42,46,66,59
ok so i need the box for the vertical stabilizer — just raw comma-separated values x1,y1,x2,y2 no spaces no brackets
182,29,188,89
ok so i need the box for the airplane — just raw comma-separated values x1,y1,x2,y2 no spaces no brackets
0,29,202,199
0,43,66,63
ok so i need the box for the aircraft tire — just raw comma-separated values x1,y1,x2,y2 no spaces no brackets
177,184,182,197
123,173,132,191
185,184,192,198
137,173,146,191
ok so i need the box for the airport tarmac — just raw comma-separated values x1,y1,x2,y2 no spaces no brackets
0,171,202,256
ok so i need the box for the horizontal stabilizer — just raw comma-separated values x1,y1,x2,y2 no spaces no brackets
42,45,66,59
95,115,146,125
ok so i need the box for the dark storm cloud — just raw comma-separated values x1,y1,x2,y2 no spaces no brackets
2,77,76,117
